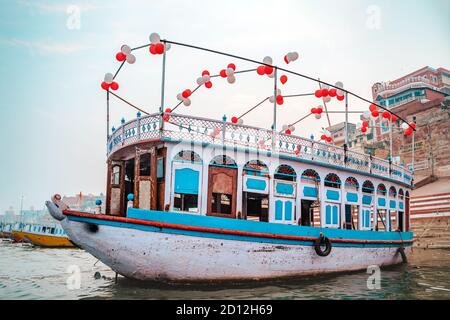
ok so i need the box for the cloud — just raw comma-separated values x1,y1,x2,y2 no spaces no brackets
16,0,102,13
1,38,91,54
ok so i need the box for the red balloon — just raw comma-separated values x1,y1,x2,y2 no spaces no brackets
155,43,164,54
361,126,367,133
202,70,210,76
205,81,212,89
228,63,236,71
337,95,345,101
311,107,317,114
329,88,337,97
276,95,284,105
285,129,292,135
409,122,416,129
404,128,413,136
326,137,332,143
284,55,289,64
116,52,126,62
220,69,227,78
315,90,322,98
371,110,379,117
110,82,119,90
280,75,288,84
101,82,110,90
256,66,265,75
163,114,170,122
264,65,273,75
321,134,327,140
317,108,323,114
382,111,391,119
149,44,157,55
321,88,329,97
391,114,397,122
369,104,377,112
182,89,191,98
231,116,238,124
165,108,172,113
362,120,369,127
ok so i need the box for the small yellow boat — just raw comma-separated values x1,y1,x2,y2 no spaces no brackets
12,223,75,248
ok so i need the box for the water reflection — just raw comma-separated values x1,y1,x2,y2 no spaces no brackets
1,240,449,300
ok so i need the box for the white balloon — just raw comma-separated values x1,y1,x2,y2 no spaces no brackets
104,73,114,84
335,81,344,88
237,118,244,125
149,33,160,44
177,93,183,101
196,77,204,85
226,68,234,76
227,75,236,84
268,71,275,78
126,54,136,64
121,45,131,55
263,56,272,65
183,98,191,106
202,75,210,83
336,89,345,96
323,96,331,103
164,43,171,51
290,52,299,61
401,122,409,130
269,96,275,103
289,126,296,132
315,114,322,119
277,88,281,95
282,124,289,131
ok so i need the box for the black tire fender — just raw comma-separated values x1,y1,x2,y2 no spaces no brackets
314,233,332,257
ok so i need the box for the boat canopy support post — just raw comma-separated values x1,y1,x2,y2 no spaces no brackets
160,41,167,132
344,92,349,146
272,68,278,149
389,115,393,177
107,90,110,141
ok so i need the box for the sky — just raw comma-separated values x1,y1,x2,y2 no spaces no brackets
0,0,448,212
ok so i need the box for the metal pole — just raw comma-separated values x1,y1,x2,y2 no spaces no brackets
345,92,349,146
389,118,393,162
107,91,110,140
412,130,415,176
272,68,277,149
160,43,167,131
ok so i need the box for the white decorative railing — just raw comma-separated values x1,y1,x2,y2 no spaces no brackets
107,113,413,185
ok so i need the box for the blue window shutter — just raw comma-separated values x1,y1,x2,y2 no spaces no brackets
275,200,283,220
174,168,199,195
326,205,331,224
285,201,292,221
332,205,339,225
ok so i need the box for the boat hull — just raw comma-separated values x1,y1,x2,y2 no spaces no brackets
51,207,413,282
12,230,75,248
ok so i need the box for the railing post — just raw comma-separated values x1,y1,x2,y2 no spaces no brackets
222,115,227,146
137,112,141,141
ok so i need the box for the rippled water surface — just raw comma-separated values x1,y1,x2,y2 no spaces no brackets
0,240,449,300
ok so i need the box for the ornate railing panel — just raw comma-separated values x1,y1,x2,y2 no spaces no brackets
106,113,413,185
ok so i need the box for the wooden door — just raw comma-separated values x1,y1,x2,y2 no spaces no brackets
207,166,237,218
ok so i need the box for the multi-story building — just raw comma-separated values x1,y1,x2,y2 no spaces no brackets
325,122,357,147
62,193,106,212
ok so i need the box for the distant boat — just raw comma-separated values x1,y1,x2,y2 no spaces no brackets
11,223,75,248
0,224,13,239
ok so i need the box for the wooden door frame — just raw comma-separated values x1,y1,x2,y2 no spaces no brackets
206,165,237,218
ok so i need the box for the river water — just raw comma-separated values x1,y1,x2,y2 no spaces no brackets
0,239,449,300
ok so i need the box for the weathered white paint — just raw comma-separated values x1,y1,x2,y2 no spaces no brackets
60,218,410,282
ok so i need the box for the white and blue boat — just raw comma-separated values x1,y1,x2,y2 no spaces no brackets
47,34,414,282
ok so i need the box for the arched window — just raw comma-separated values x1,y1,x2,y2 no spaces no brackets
345,177,359,191
389,186,397,197
324,173,341,189
210,155,237,168
301,169,320,184
173,150,202,163
274,165,297,182
243,160,269,177
362,180,374,194
377,183,387,196
398,188,404,200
